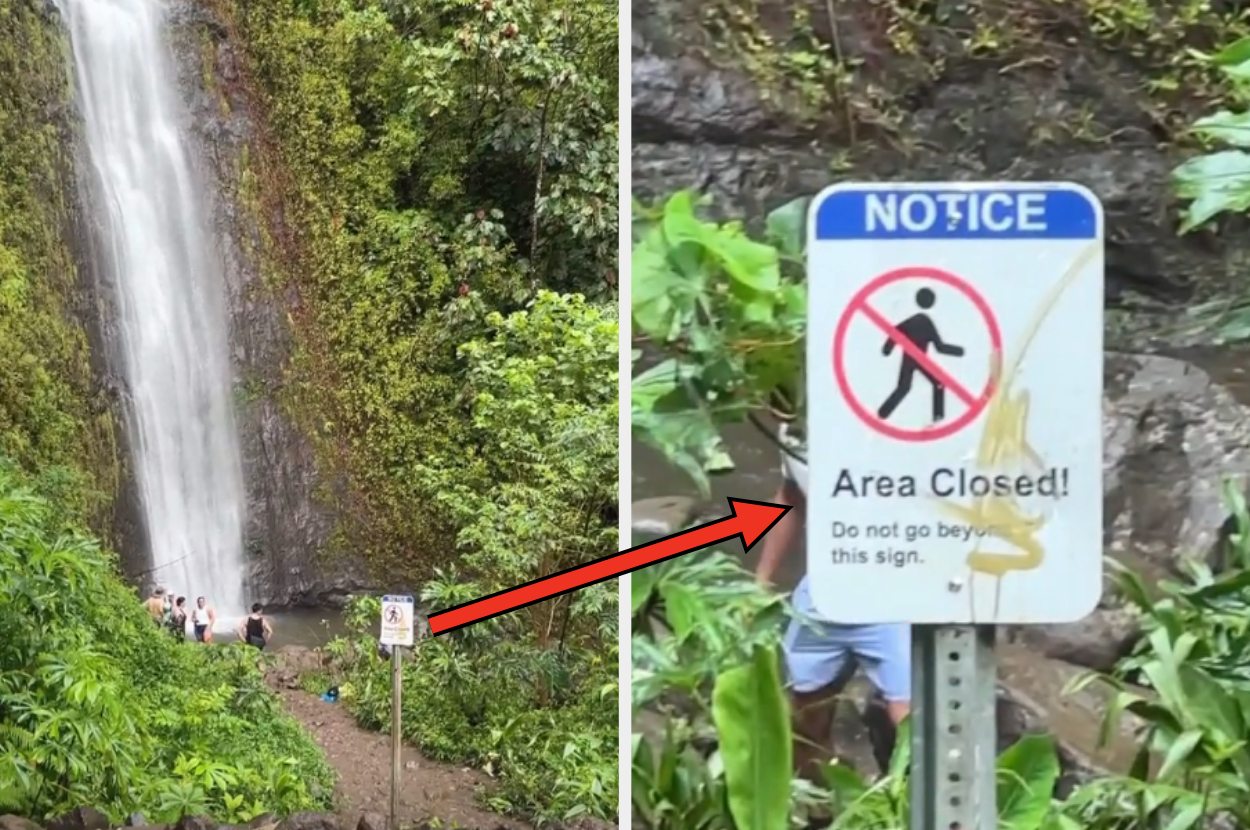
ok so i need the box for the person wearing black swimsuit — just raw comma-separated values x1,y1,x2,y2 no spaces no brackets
237,603,273,650
168,596,188,641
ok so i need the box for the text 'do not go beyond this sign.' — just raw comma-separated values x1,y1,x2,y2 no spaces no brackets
380,595,415,646
805,182,1104,626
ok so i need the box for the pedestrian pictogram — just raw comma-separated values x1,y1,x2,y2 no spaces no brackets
379,594,414,646
832,266,1002,443
877,287,963,421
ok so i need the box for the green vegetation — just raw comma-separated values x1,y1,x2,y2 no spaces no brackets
209,2,624,814
0,0,118,529
693,0,1249,137
212,0,618,578
298,292,619,824
631,191,1250,828
0,462,333,822
1172,36,1250,340
3,0,617,821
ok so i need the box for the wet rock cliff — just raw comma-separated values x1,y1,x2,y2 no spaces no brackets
631,0,1250,316
162,2,372,606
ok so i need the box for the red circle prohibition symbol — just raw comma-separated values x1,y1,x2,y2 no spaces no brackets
832,266,1003,442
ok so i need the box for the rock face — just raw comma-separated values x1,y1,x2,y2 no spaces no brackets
148,4,372,606
631,0,1250,306
633,351,1250,778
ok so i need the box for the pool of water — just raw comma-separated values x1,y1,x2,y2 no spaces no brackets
168,606,350,649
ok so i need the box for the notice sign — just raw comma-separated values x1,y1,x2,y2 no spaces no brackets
379,595,415,646
805,182,1104,625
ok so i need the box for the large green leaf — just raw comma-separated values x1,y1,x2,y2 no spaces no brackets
765,197,810,259
1192,110,1250,149
712,645,792,830
1172,150,1250,232
996,734,1060,830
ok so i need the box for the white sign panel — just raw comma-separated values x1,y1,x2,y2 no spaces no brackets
379,595,415,646
805,182,1104,624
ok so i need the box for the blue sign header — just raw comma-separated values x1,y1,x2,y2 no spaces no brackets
812,185,1101,241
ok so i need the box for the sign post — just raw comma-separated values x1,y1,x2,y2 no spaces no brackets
379,595,415,829
805,182,1105,828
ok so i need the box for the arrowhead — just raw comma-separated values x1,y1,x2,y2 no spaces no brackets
728,497,793,552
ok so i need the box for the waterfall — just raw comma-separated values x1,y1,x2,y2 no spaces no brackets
57,0,248,626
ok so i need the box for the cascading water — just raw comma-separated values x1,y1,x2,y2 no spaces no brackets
56,0,248,626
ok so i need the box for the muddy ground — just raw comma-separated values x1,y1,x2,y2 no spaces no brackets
277,688,529,830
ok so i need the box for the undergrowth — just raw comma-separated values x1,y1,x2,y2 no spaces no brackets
0,461,333,822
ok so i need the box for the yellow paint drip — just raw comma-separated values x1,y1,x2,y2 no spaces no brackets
934,243,1099,618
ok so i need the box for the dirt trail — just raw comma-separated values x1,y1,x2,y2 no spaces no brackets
278,687,530,830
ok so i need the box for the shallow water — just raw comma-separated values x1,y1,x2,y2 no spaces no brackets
166,606,348,649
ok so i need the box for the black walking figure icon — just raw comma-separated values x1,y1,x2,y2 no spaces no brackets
385,605,401,624
877,287,964,422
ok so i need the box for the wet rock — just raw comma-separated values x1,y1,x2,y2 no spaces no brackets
1011,606,1140,673
124,815,148,827
174,817,216,830
164,7,370,605
631,0,1244,304
274,814,339,830
355,813,386,830
275,644,325,675
631,496,700,540
46,808,110,830
632,496,725,541
0,816,45,830
558,819,618,830
1102,352,1250,575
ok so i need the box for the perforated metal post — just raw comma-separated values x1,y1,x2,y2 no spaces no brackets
390,646,402,829
910,625,997,830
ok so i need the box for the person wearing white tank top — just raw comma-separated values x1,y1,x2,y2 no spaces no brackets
192,596,217,643
755,423,912,780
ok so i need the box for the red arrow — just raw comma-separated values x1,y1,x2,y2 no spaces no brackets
427,497,792,636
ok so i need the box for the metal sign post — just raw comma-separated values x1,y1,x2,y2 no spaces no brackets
390,645,402,829
804,182,1106,829
379,595,415,830
911,625,997,830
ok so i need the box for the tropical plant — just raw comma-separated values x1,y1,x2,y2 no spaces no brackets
1172,35,1250,340
0,462,333,822
630,189,1250,829
632,192,808,494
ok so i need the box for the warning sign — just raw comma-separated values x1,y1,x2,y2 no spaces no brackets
805,182,1105,625
833,266,1002,442
379,595,414,646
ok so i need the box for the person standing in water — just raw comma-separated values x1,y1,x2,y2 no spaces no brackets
192,596,217,643
238,603,273,650
168,596,188,641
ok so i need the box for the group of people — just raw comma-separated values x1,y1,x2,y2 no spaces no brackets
143,587,274,650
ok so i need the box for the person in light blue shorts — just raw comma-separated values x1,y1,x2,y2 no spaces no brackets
755,437,911,780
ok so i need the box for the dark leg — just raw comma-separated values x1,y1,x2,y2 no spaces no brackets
791,657,858,783
792,686,839,783
878,362,916,420
931,374,946,422
864,691,900,775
